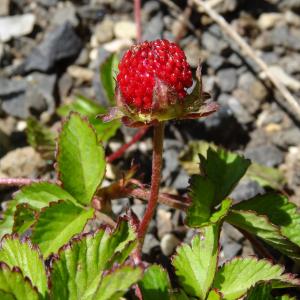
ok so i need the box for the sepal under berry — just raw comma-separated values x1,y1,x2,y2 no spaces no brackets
100,64,218,127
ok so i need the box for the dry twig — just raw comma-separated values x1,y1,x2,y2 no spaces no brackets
193,0,300,119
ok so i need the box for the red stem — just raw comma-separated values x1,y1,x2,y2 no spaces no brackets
138,122,165,243
134,0,142,43
106,126,149,163
130,188,189,211
0,178,57,186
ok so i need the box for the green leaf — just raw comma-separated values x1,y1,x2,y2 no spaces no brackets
50,220,137,299
0,236,47,297
0,183,78,236
200,148,251,205
172,224,219,299
226,210,300,263
0,262,40,300
26,117,56,159
233,193,300,246
12,203,37,234
207,289,223,300
246,284,273,300
57,113,106,205
57,95,120,142
99,53,119,104
14,182,77,209
31,200,94,257
186,174,231,227
93,265,143,300
276,294,297,299
139,265,171,300
186,176,215,226
90,118,121,143
57,95,106,118
213,257,295,300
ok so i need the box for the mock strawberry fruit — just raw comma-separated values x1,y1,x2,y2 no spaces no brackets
100,39,218,127
116,39,193,113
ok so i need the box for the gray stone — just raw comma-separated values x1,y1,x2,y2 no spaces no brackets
94,17,114,44
230,179,264,202
227,96,253,124
217,68,237,92
202,25,229,55
52,3,79,27
173,169,189,190
24,22,82,73
272,128,300,149
160,233,180,256
142,234,160,255
206,54,225,70
222,242,242,261
245,145,284,167
0,73,56,118
184,40,202,68
142,0,160,20
238,72,268,102
131,203,145,220
143,12,164,41
0,146,46,178
0,14,35,42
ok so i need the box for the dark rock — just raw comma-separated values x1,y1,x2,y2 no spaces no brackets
245,145,284,167
0,73,55,118
217,68,237,92
24,22,82,73
230,179,265,202
143,12,164,41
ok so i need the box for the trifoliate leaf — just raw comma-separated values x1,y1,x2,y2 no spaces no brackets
49,220,137,299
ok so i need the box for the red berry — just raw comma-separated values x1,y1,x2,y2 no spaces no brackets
117,39,193,113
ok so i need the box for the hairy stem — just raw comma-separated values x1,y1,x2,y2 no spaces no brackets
134,0,142,43
130,188,189,211
106,126,149,163
138,122,165,244
0,178,57,186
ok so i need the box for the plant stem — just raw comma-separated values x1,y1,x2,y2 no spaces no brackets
138,122,165,244
106,126,149,163
0,178,57,186
134,0,142,43
130,188,189,211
